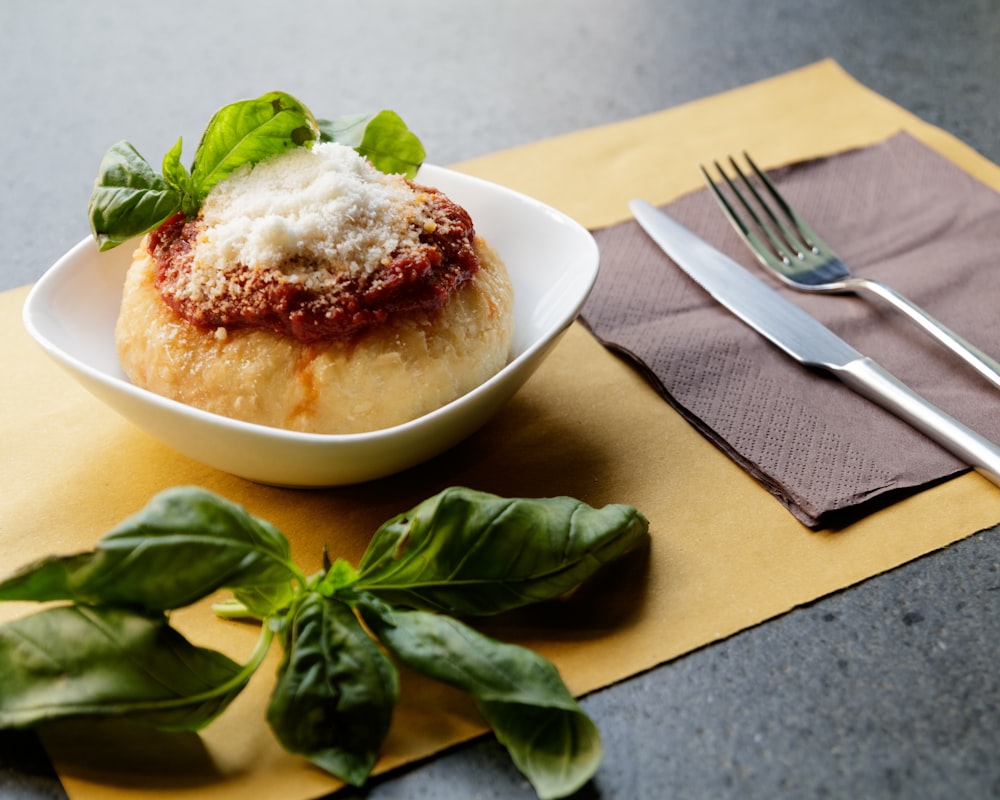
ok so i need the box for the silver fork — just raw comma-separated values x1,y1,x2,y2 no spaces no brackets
701,153,1000,392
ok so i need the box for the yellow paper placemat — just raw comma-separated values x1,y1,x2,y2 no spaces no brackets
4,60,1000,799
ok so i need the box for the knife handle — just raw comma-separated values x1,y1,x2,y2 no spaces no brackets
836,357,1000,487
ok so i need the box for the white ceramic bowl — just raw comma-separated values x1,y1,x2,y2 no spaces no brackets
22,165,599,486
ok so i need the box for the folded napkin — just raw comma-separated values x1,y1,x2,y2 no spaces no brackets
582,132,1000,527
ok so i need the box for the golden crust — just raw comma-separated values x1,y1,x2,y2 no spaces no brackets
115,236,514,434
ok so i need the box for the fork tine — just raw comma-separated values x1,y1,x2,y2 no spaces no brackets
700,160,798,267
698,163,752,237
742,152,832,256
726,157,806,260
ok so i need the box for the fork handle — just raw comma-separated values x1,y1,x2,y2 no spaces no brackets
836,356,1000,486
856,277,1000,392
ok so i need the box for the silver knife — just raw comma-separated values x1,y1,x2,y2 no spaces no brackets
630,198,1000,487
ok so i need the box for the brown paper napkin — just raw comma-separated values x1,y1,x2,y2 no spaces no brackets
582,132,1000,528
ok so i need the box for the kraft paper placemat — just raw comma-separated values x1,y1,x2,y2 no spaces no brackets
3,60,1000,799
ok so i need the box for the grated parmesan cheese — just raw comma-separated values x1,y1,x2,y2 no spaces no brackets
188,142,427,299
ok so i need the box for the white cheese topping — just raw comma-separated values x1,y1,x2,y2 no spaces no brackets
188,142,426,298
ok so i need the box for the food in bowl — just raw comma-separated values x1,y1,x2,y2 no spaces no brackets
90,93,514,434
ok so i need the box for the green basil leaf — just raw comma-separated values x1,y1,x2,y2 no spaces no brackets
87,140,183,251
318,110,426,179
361,599,601,799
267,592,398,786
315,558,359,597
477,700,602,800
0,487,302,617
0,605,257,731
190,90,316,201
161,136,198,216
354,487,649,615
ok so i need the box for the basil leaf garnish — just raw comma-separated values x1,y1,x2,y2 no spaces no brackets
354,487,649,615
318,110,426,179
189,90,315,200
267,592,398,786
87,140,183,251
161,136,198,216
361,599,602,799
0,605,256,730
0,486,303,617
87,93,425,250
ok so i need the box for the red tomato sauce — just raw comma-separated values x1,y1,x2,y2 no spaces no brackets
148,183,480,343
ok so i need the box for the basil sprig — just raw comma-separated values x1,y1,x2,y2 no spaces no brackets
0,486,648,799
87,93,426,252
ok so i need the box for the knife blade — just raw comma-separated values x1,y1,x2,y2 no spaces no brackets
630,198,1000,487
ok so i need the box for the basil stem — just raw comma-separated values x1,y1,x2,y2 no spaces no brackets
0,486,303,617
354,487,649,615
267,592,399,786
0,605,270,731
360,597,602,800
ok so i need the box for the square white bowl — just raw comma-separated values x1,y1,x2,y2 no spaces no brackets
22,165,599,486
